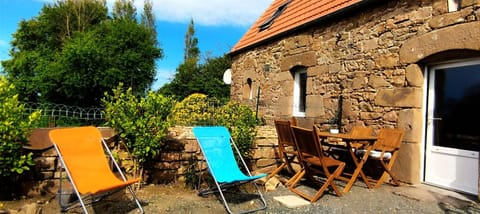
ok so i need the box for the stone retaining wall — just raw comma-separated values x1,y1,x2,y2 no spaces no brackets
23,126,280,196
134,126,279,184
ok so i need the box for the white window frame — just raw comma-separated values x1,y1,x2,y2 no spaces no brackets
293,68,307,117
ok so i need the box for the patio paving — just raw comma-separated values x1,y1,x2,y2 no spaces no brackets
1,180,478,213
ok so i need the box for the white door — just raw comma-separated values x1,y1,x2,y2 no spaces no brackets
425,59,480,195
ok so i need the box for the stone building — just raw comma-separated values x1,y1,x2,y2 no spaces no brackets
229,0,480,196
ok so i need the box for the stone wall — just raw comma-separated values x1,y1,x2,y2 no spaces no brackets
23,126,280,196
146,126,279,184
230,0,480,187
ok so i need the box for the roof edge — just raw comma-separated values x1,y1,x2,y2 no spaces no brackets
229,0,379,57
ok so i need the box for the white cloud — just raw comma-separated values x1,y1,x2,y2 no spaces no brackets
38,0,273,26
121,0,272,27
152,0,272,26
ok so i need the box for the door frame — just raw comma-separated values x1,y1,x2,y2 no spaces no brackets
422,57,480,194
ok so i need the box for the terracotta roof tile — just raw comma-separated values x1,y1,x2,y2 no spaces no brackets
230,0,363,54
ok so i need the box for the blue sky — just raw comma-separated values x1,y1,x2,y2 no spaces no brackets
0,0,272,90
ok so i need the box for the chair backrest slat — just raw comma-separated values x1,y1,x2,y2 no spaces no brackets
291,126,326,160
374,128,404,152
274,120,296,148
350,126,373,137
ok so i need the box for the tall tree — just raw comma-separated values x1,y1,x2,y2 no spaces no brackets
112,0,136,20
159,53,231,101
141,0,156,41
183,19,200,63
1,0,162,107
158,18,231,101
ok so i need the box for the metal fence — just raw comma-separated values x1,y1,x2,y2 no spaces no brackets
21,97,231,127
23,102,106,127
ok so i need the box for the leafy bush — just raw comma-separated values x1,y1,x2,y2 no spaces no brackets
169,93,257,158
102,83,173,180
172,94,257,188
0,76,41,197
168,93,216,126
215,101,257,158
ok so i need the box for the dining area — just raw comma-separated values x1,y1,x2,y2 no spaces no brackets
270,119,405,203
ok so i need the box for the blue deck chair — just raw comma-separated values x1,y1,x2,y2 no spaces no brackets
192,126,267,214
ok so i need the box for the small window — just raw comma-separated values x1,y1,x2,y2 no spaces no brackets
259,0,291,31
448,0,460,12
293,68,307,116
243,78,253,99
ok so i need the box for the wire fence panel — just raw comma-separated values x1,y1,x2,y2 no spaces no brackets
23,102,106,127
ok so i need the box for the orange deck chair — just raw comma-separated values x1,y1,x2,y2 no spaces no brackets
49,126,143,213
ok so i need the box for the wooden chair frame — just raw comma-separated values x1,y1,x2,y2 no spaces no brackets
288,126,345,203
362,128,404,188
269,120,299,184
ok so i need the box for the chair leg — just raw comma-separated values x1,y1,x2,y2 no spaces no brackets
374,159,400,188
307,165,344,202
288,164,344,203
289,169,320,203
270,158,299,187
268,162,287,178
310,179,331,202
126,186,144,214
285,156,297,174
329,163,345,197
285,169,303,187
288,169,305,188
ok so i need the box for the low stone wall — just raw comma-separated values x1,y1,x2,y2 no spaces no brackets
22,126,280,196
147,126,279,183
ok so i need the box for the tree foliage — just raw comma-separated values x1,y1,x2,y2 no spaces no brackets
1,0,162,107
141,0,156,41
159,19,231,101
159,54,231,101
183,19,199,62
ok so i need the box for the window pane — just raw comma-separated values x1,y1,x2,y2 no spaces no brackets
299,72,307,112
433,63,480,151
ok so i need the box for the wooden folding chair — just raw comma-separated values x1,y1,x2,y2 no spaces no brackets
350,126,374,137
269,120,298,184
288,126,345,203
358,128,404,188
348,126,374,149
49,126,143,213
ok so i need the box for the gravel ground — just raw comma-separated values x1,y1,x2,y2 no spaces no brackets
2,179,479,214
